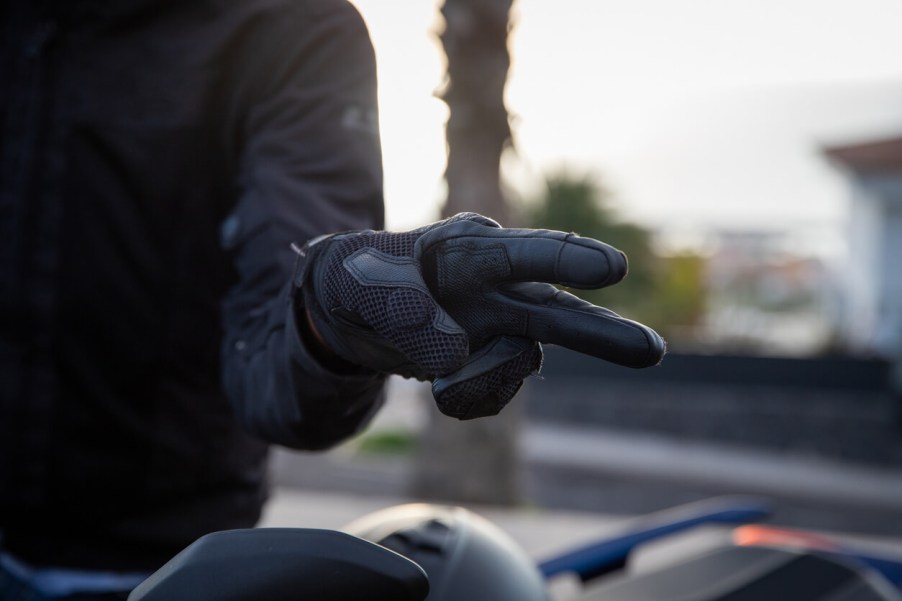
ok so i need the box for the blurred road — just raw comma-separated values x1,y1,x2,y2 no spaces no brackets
521,422,902,536
269,430,902,536
268,380,902,543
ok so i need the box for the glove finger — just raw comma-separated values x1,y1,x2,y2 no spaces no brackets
498,282,666,368
441,212,503,229
432,336,542,420
417,220,627,289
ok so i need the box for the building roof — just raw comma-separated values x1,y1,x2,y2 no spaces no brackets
824,136,902,174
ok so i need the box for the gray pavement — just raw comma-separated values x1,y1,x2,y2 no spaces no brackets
268,378,902,543
526,423,902,511
269,420,902,537
520,423,902,536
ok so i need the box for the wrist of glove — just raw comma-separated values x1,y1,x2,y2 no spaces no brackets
293,213,665,420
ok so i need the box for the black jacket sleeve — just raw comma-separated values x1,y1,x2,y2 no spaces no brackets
219,0,387,449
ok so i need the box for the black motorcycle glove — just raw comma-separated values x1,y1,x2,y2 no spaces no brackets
294,213,665,419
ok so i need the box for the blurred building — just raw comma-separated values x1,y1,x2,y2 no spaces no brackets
825,136,902,359
698,229,837,356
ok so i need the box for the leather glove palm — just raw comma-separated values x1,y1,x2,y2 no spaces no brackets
294,213,665,419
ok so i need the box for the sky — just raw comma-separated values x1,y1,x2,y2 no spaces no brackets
349,0,902,259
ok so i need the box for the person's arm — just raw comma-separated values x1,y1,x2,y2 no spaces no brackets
219,0,386,449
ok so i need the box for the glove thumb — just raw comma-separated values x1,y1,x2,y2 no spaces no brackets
431,336,542,419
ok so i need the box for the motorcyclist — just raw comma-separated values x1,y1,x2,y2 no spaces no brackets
0,0,663,598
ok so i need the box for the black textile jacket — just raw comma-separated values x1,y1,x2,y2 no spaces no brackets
0,0,386,570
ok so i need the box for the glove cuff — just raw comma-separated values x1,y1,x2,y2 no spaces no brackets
291,238,368,373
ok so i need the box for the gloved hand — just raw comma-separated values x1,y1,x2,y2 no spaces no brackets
293,213,665,420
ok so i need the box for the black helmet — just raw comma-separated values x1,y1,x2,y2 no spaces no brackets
345,503,550,601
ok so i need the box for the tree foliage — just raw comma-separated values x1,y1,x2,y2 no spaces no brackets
525,171,706,341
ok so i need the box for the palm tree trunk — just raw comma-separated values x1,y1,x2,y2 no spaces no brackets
440,0,513,222
410,0,521,506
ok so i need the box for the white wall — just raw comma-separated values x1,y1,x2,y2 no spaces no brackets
844,174,902,357
874,179,902,357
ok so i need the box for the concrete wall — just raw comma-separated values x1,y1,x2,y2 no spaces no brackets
526,348,902,467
